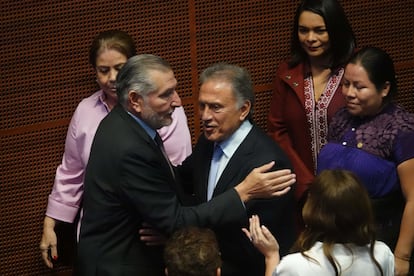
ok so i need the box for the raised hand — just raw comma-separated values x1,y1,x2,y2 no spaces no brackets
242,215,281,276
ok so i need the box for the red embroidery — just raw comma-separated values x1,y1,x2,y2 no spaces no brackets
304,68,344,171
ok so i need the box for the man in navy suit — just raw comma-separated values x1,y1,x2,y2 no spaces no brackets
76,55,296,276
179,63,296,276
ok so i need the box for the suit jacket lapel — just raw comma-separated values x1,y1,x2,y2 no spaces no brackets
114,105,176,183
213,126,257,196
201,142,215,200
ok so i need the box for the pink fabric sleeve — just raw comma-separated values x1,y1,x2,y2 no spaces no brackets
158,106,192,165
46,91,107,223
46,110,86,223
46,95,191,222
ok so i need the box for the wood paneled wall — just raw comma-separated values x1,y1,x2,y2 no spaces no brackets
1,1,413,275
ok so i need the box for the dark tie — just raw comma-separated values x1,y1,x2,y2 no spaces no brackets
207,144,223,200
154,133,175,178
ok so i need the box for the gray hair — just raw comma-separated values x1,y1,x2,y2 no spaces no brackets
116,54,172,107
199,63,255,120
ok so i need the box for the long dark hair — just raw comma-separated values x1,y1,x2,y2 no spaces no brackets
289,0,356,69
292,170,384,276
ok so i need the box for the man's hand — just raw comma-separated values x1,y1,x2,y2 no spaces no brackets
235,161,296,202
40,216,58,268
139,222,167,246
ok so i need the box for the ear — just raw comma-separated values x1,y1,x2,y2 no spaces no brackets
239,100,251,121
381,81,390,98
128,90,144,113
216,267,221,276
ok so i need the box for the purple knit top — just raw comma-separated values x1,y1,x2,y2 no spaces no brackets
317,104,414,197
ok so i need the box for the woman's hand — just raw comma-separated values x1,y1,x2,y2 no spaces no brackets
40,216,58,268
242,215,279,258
242,215,281,276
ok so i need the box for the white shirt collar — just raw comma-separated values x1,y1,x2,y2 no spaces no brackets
218,120,253,159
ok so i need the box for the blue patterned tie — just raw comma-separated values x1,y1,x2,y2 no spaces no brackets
207,144,223,200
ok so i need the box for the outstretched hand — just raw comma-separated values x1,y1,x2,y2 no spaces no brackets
235,161,296,202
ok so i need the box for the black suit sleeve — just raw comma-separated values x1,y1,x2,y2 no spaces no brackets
120,149,246,234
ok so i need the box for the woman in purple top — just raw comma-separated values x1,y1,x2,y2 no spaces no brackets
317,47,414,275
39,30,192,268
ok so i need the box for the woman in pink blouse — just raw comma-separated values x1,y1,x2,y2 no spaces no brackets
39,30,192,268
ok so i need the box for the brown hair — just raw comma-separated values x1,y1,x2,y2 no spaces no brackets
164,226,221,276
292,170,383,276
89,29,136,68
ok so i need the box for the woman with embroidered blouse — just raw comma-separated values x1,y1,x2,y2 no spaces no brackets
267,0,356,210
317,46,414,276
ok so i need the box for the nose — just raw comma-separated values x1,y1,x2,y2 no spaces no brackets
200,106,211,121
306,31,316,42
343,85,355,98
171,90,182,107
109,69,117,82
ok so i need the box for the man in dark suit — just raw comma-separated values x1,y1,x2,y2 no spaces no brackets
76,54,296,276
178,63,296,276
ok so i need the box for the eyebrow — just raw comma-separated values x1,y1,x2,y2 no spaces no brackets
298,25,326,29
97,62,126,68
160,87,175,97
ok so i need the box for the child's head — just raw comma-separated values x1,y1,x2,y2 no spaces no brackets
164,226,221,276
